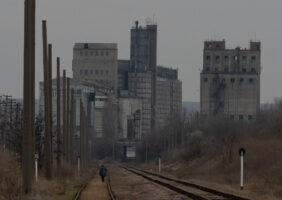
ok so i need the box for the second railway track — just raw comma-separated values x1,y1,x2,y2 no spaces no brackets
123,166,250,200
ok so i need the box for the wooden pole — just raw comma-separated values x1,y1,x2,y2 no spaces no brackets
23,0,36,193
56,57,61,171
63,70,67,160
42,20,52,180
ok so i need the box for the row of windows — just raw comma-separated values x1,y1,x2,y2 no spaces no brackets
203,77,254,83
80,69,109,76
205,67,256,73
206,55,256,61
80,51,109,57
230,115,253,120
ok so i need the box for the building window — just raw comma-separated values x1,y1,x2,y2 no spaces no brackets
215,56,220,61
106,52,109,56
249,78,253,83
251,56,256,60
206,67,210,72
231,78,235,83
95,70,98,75
248,115,253,120
100,70,103,75
224,56,229,60
233,56,238,61
84,43,88,49
101,51,104,56
242,56,247,60
215,68,218,72
224,67,228,72
96,51,99,56
242,68,246,72
239,115,244,120
204,78,208,82
106,70,109,75
85,70,88,75
206,56,211,60
216,44,220,48
85,51,88,56
240,78,244,83
77,89,82,95
221,78,226,83
251,68,255,73
230,115,235,120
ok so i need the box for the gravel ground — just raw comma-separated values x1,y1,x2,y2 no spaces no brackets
80,170,110,200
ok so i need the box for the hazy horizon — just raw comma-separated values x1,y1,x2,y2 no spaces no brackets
1,0,282,103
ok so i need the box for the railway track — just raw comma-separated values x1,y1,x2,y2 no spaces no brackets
123,167,250,200
73,173,116,200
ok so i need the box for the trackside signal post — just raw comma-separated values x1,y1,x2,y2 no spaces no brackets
239,148,246,190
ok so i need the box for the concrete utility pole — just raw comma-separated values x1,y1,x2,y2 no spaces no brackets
48,44,53,164
63,70,67,160
66,78,70,162
42,20,52,180
70,88,76,166
80,99,85,170
56,57,61,171
23,0,36,193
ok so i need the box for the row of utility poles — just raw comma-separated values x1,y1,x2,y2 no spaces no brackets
22,0,90,194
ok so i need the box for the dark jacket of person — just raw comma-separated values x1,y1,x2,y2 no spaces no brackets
99,165,107,177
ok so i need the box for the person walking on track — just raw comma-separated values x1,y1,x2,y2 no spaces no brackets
99,165,107,182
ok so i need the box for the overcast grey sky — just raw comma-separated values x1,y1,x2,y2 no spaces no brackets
0,0,282,102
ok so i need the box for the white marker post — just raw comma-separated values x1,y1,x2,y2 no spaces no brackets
239,148,246,190
158,155,161,173
35,153,39,182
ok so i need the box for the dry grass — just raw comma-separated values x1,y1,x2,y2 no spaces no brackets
157,132,282,200
0,148,22,200
0,150,92,200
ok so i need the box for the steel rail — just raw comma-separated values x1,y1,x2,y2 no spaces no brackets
128,167,250,200
123,167,250,200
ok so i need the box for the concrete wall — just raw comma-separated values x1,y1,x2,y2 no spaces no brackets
118,98,142,140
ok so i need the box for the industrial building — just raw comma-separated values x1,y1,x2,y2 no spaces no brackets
39,20,182,159
118,21,182,136
200,40,261,120
72,43,118,94
39,78,111,139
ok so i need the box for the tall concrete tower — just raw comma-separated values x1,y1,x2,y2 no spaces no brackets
130,21,157,129
200,40,261,120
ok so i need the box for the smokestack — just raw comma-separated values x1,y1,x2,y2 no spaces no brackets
135,20,139,29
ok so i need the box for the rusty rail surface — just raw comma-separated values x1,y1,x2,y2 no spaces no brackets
73,173,116,200
124,167,250,200
107,177,117,200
